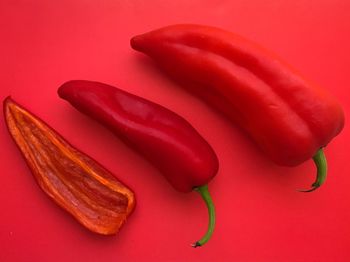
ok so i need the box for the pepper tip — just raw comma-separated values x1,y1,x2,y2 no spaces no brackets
3,95,13,104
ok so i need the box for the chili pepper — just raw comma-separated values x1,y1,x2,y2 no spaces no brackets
130,24,345,192
58,80,219,247
4,97,135,235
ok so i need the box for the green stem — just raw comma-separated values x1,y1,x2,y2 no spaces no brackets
299,148,327,192
191,185,215,248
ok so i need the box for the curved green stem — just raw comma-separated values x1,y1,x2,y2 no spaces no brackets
191,185,215,248
299,148,327,192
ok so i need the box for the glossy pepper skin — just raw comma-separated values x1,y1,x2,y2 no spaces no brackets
130,24,345,191
4,97,135,235
58,80,219,247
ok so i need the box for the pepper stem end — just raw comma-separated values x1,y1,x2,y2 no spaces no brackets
298,148,327,193
191,242,201,248
191,184,215,248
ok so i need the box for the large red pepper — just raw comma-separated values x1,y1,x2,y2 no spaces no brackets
130,24,345,191
58,80,219,247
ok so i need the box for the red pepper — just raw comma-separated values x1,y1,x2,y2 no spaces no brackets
130,24,345,192
58,80,219,247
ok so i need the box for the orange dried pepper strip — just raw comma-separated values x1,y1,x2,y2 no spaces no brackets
4,97,135,235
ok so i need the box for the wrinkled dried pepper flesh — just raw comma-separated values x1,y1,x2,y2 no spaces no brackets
4,97,135,235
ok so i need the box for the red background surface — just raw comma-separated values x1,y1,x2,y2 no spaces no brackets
1,1,349,261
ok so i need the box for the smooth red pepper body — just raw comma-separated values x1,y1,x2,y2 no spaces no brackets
58,80,218,193
58,80,218,246
130,24,345,190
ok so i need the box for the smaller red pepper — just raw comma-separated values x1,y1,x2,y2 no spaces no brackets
58,80,219,247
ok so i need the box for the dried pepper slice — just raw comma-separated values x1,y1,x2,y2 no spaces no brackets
4,97,135,235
